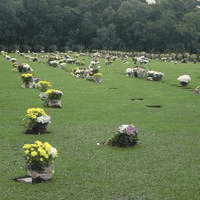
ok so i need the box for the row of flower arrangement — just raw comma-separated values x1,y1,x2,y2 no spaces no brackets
9,51,140,147
45,52,104,83
0,52,59,184
125,66,164,81
4,49,200,64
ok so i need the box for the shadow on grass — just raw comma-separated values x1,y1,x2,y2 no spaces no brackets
169,84,193,89
130,98,144,101
146,105,163,108
24,130,51,135
13,175,51,184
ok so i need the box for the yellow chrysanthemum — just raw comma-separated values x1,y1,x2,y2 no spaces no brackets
35,141,43,146
22,73,33,78
40,158,43,162
43,142,51,154
45,89,57,96
52,171,55,174
25,150,29,154
94,73,102,76
31,151,37,157
31,144,38,148
38,148,46,157
26,108,47,118
43,153,49,159
22,144,31,149
36,81,52,88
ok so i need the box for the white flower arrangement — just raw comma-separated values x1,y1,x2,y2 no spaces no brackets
137,68,146,78
59,63,66,69
177,75,191,83
5,55,10,60
56,90,63,95
66,58,75,63
147,70,164,81
23,64,33,71
37,115,51,124
50,60,59,67
50,146,57,158
125,68,134,76
10,58,17,63
39,92,48,99
177,75,191,86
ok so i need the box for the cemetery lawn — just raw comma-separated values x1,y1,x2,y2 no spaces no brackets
1,54,200,200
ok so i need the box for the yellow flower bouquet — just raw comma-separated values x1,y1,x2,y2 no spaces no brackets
35,80,52,92
12,62,18,70
21,73,33,83
23,108,51,134
45,89,63,100
22,141,58,182
94,72,102,83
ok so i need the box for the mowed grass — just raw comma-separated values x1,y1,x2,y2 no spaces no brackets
1,53,200,200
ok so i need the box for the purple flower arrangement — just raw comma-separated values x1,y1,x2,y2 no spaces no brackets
105,124,139,147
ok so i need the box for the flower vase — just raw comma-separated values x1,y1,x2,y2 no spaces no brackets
26,163,54,183
18,65,24,72
26,123,47,134
180,82,188,86
46,99,62,108
38,127,47,134
133,71,137,77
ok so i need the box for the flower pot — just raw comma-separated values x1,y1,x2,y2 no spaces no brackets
22,81,34,89
26,163,54,182
46,100,62,108
18,65,24,72
26,123,47,134
48,92,62,100
180,82,188,86
133,71,137,77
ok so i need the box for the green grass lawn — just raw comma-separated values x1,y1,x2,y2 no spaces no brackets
1,53,200,200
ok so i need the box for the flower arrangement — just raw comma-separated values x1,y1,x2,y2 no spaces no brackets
49,60,59,67
105,60,113,65
22,140,58,181
10,58,17,63
5,55,10,60
177,75,191,86
12,62,18,71
86,76,95,82
21,73,34,84
45,89,63,100
125,68,134,76
35,81,52,92
23,63,33,72
146,70,164,81
194,85,200,94
44,89,63,108
190,54,197,62
94,73,102,83
59,62,66,69
104,124,139,147
23,108,51,134
137,68,146,78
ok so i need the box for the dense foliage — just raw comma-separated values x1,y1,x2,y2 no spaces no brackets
1,0,200,53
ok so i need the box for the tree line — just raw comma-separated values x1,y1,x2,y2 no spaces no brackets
0,0,200,53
